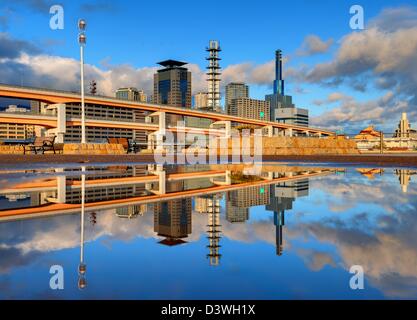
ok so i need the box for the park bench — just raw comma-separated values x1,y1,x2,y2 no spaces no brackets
107,137,142,154
23,136,56,154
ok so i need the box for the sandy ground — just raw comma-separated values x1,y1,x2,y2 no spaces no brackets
0,154,417,168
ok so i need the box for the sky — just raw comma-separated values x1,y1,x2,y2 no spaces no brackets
1,0,417,133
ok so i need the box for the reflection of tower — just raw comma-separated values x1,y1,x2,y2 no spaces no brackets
274,211,285,256
273,49,285,95
395,169,413,193
78,168,87,290
154,198,192,246
266,180,309,256
196,195,222,266
206,40,222,112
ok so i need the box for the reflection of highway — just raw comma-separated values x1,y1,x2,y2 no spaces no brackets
0,165,335,222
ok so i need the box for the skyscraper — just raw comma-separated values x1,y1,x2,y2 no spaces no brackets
206,40,222,112
153,60,191,108
225,82,249,116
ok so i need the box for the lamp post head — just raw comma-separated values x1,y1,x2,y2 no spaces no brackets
78,33,86,45
78,19,87,31
78,263,87,275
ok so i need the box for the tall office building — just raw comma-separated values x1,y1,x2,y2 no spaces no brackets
229,98,270,121
116,87,147,102
153,60,192,108
266,49,309,128
153,60,191,126
206,40,222,112
225,82,249,116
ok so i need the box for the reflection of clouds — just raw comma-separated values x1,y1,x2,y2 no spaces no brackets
1,170,417,298
297,248,337,271
310,172,416,215
0,206,280,276
288,207,417,298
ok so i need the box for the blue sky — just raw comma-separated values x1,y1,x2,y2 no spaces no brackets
1,0,417,133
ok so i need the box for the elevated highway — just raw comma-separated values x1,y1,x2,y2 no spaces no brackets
0,84,334,137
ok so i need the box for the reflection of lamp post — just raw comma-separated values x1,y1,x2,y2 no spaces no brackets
78,166,87,290
78,19,87,144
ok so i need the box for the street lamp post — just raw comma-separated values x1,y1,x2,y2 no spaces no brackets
78,19,87,144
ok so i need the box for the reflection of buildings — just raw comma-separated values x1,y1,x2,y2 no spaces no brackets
196,195,222,266
395,169,417,193
116,204,147,219
226,202,249,223
154,181,192,246
266,179,309,256
225,185,269,223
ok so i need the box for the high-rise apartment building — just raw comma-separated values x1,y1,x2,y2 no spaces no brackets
194,92,209,109
229,98,270,121
225,82,249,116
116,87,147,102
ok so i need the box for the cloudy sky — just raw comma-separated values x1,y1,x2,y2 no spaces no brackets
1,0,417,133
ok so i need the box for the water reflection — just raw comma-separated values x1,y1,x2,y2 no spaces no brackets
0,164,416,299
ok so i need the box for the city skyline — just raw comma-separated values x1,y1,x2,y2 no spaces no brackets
1,0,417,133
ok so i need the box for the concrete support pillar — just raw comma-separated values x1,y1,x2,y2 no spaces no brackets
146,164,166,195
210,121,231,139
263,125,274,137
211,170,231,186
285,128,293,137
46,169,66,204
146,112,166,150
46,103,66,143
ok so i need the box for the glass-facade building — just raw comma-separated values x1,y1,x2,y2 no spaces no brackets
153,60,191,109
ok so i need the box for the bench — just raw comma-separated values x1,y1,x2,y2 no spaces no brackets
107,138,142,154
23,136,56,154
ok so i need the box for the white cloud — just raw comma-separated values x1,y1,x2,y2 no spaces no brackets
297,35,333,56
